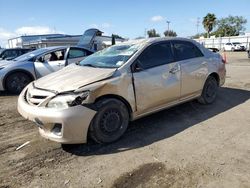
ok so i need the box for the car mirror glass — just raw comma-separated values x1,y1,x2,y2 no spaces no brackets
133,60,144,72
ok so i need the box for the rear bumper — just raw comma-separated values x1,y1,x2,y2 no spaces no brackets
18,89,96,144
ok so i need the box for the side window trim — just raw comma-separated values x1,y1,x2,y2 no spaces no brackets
172,40,204,62
132,41,175,72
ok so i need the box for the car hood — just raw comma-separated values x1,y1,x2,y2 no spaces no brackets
0,60,14,66
34,64,116,92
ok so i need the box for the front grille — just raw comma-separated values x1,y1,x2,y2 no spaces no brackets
24,86,55,106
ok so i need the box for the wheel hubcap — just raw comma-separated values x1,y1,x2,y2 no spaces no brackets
100,109,122,134
10,75,29,92
206,82,217,98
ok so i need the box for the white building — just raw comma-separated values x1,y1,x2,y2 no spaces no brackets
8,29,126,51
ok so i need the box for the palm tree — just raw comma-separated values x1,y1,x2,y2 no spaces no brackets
202,13,217,38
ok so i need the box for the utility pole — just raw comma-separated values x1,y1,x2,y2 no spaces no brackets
166,21,170,36
196,17,200,35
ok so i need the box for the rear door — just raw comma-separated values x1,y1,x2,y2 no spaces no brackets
66,47,88,65
34,49,66,78
132,41,181,114
172,40,207,100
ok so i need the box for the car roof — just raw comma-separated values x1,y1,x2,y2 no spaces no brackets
121,37,199,46
41,46,66,50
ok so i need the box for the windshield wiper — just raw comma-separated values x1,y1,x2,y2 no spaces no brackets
82,64,98,68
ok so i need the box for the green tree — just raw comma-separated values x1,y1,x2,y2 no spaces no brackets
214,15,247,37
202,13,217,38
147,29,160,38
163,30,177,37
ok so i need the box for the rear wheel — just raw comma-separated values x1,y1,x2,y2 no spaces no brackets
198,76,218,104
89,98,129,144
5,72,32,94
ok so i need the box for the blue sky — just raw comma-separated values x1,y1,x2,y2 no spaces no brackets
0,0,250,47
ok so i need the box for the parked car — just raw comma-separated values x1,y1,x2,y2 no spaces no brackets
0,48,34,61
0,46,93,93
247,44,250,58
18,38,226,144
223,42,246,51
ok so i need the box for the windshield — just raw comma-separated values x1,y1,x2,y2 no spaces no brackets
232,42,241,45
79,43,142,68
13,48,49,61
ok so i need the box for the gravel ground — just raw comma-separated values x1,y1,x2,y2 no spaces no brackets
0,51,250,188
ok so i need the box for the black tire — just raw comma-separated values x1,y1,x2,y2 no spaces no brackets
89,98,129,144
5,72,32,94
198,76,218,104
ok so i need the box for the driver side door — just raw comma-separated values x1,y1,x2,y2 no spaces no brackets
34,49,66,78
132,41,181,115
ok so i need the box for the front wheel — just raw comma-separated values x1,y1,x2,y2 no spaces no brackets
89,98,129,144
5,72,32,94
198,76,218,104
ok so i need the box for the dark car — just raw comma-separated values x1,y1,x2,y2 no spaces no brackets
0,48,34,61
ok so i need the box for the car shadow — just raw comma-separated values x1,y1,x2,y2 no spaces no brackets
63,87,250,156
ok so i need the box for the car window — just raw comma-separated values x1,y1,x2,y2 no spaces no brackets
136,42,174,69
173,41,203,61
79,43,142,68
4,50,18,58
226,43,231,45
68,48,87,59
43,50,65,62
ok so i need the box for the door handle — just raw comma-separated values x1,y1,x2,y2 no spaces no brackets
169,67,180,74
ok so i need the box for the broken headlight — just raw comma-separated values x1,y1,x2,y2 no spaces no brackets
47,91,89,109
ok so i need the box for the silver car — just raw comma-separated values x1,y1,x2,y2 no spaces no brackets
18,38,226,144
0,46,93,93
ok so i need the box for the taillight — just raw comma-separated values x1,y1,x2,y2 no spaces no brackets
222,52,227,64
222,58,226,64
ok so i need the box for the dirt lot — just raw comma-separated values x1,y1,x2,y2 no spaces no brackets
0,52,250,188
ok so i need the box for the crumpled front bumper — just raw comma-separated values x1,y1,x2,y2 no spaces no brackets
17,89,96,144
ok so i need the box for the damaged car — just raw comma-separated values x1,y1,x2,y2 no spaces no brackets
18,38,226,144
0,46,93,93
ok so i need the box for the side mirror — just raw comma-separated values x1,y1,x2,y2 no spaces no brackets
132,61,144,72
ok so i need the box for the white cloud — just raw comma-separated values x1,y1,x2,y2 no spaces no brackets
0,28,15,48
0,26,64,47
15,26,58,35
150,15,165,22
